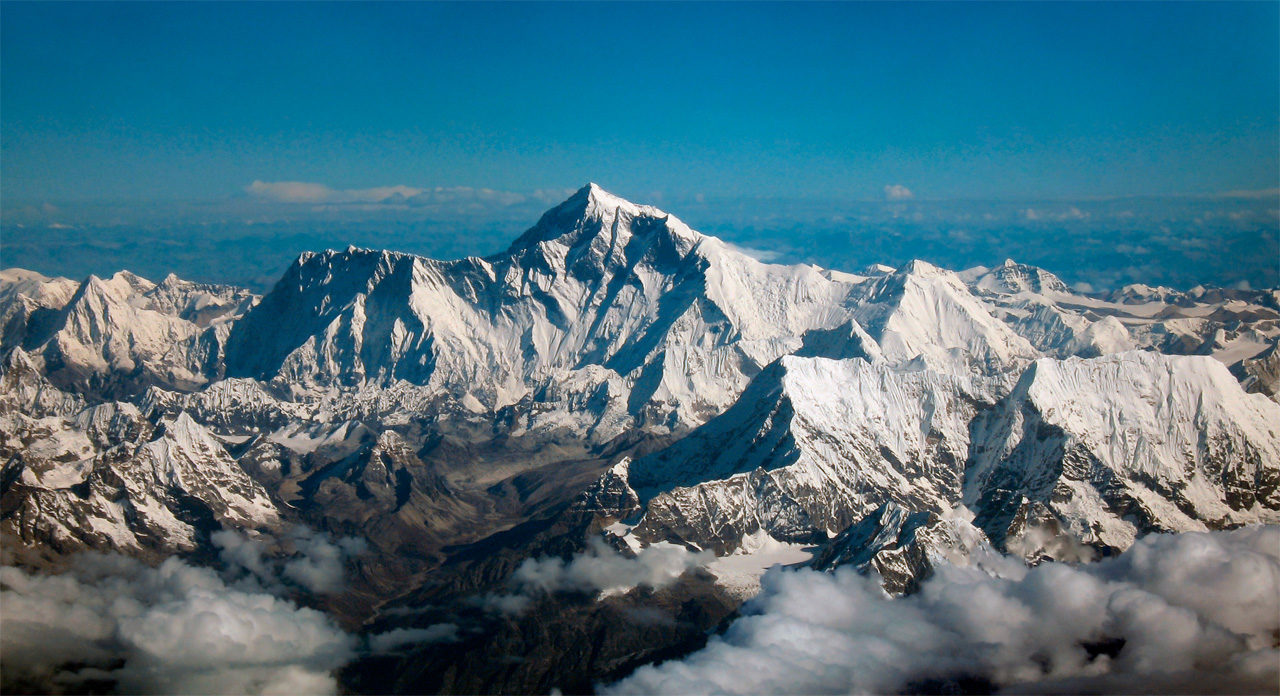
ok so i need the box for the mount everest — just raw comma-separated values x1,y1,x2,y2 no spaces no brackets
2,184,1278,694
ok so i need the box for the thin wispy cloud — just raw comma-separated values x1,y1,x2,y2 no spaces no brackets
246,181,423,204
245,181,560,208
3,186,1275,294
1213,188,1280,200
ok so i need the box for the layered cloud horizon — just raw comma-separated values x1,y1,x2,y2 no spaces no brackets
2,183,1276,294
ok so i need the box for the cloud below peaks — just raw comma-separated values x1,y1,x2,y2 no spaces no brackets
605,526,1280,695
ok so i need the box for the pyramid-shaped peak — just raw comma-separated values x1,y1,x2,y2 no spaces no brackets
562,182,667,220
75,274,123,302
507,183,700,254
165,410,222,453
861,263,897,276
979,259,1071,296
110,270,156,291
2,346,37,373
899,259,948,277
76,270,156,302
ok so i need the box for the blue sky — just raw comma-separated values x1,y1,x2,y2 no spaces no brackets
2,1,1277,204
1,2,1277,292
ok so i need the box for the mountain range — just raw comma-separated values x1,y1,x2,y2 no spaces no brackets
2,184,1278,694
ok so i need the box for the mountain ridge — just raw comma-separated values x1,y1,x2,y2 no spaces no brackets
2,184,1279,694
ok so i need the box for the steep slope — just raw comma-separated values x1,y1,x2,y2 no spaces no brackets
810,501,993,593
0,268,79,353
142,273,256,327
600,356,987,553
597,347,1280,567
41,273,210,393
963,260,1136,358
852,260,1040,379
966,351,1280,553
225,184,868,429
1,404,279,563
0,268,80,310
0,348,85,418
1230,338,1280,402
14,270,257,398
0,349,279,563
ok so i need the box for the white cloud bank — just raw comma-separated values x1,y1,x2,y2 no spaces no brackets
1,527,370,694
478,538,712,614
606,526,1280,695
0,555,356,695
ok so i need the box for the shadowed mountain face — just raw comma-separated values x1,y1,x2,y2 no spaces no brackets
2,185,1278,695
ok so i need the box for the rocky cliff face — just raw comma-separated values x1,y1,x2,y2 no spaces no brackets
608,356,985,554
966,351,1280,553
1,382,278,564
810,501,993,594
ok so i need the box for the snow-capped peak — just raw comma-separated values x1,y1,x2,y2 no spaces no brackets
578,182,663,221
862,263,897,275
852,259,1040,378
223,186,875,426
900,259,947,277
505,183,702,258
967,350,1280,551
970,259,1071,297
